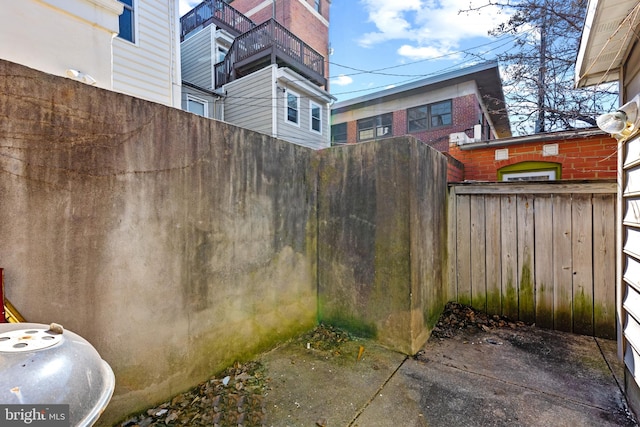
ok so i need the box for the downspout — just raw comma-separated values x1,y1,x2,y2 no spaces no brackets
272,66,278,139
170,0,182,108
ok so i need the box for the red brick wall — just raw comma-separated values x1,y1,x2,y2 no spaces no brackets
231,0,330,78
346,120,357,143
443,153,465,182
448,134,617,182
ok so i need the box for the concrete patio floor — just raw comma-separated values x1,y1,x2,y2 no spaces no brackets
258,324,637,427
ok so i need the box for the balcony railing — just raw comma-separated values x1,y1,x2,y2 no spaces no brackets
214,19,326,89
180,0,255,40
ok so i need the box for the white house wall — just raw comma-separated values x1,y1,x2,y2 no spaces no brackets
223,66,275,136
181,86,217,119
223,65,330,149
625,46,640,101
619,35,640,415
276,81,329,149
181,26,215,90
0,0,122,90
113,0,181,107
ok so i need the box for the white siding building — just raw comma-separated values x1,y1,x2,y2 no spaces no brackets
113,0,182,107
179,0,334,149
0,0,181,108
0,0,123,90
221,65,332,149
576,0,640,417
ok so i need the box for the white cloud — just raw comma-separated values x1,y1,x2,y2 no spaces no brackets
397,44,458,61
358,0,421,47
331,75,354,86
358,0,512,59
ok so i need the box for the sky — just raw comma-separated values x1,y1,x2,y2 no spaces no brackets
178,0,519,103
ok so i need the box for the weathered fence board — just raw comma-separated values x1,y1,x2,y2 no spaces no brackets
517,194,535,324
593,194,616,338
533,195,554,329
456,195,472,306
501,195,519,319
572,194,594,335
485,195,502,314
553,194,574,332
471,196,486,311
448,182,617,338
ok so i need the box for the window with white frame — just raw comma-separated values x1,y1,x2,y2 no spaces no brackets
187,95,208,117
502,170,555,181
117,0,135,43
285,90,300,125
498,161,561,181
310,102,322,133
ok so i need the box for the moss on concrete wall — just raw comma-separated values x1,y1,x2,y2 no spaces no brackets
317,139,449,354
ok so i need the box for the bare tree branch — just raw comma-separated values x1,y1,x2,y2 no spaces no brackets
461,0,617,134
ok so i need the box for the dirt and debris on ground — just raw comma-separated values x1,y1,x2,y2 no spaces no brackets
293,323,353,352
116,360,267,427
114,305,637,427
115,325,352,427
430,301,528,339
114,309,527,427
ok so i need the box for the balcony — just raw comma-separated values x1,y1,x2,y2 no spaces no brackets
180,0,255,40
214,19,326,89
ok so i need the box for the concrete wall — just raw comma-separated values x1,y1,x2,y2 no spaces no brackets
317,139,449,354
0,59,449,423
0,60,318,424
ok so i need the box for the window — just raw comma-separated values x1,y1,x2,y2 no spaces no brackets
314,0,321,13
310,102,322,133
407,106,428,132
117,0,135,43
357,113,392,141
498,161,561,181
187,96,208,117
502,170,555,181
216,47,228,63
286,90,299,125
407,100,452,132
331,123,347,144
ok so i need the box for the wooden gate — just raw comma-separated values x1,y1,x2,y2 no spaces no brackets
448,181,617,338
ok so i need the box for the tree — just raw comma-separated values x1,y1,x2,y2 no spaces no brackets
461,0,618,135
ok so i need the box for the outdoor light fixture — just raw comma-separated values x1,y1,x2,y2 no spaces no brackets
65,69,97,85
596,94,640,142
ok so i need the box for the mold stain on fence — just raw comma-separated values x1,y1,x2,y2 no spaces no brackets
449,183,616,339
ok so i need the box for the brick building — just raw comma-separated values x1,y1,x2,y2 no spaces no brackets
229,0,330,79
447,128,617,182
330,61,512,151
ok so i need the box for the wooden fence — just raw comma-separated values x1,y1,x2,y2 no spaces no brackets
448,181,617,338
